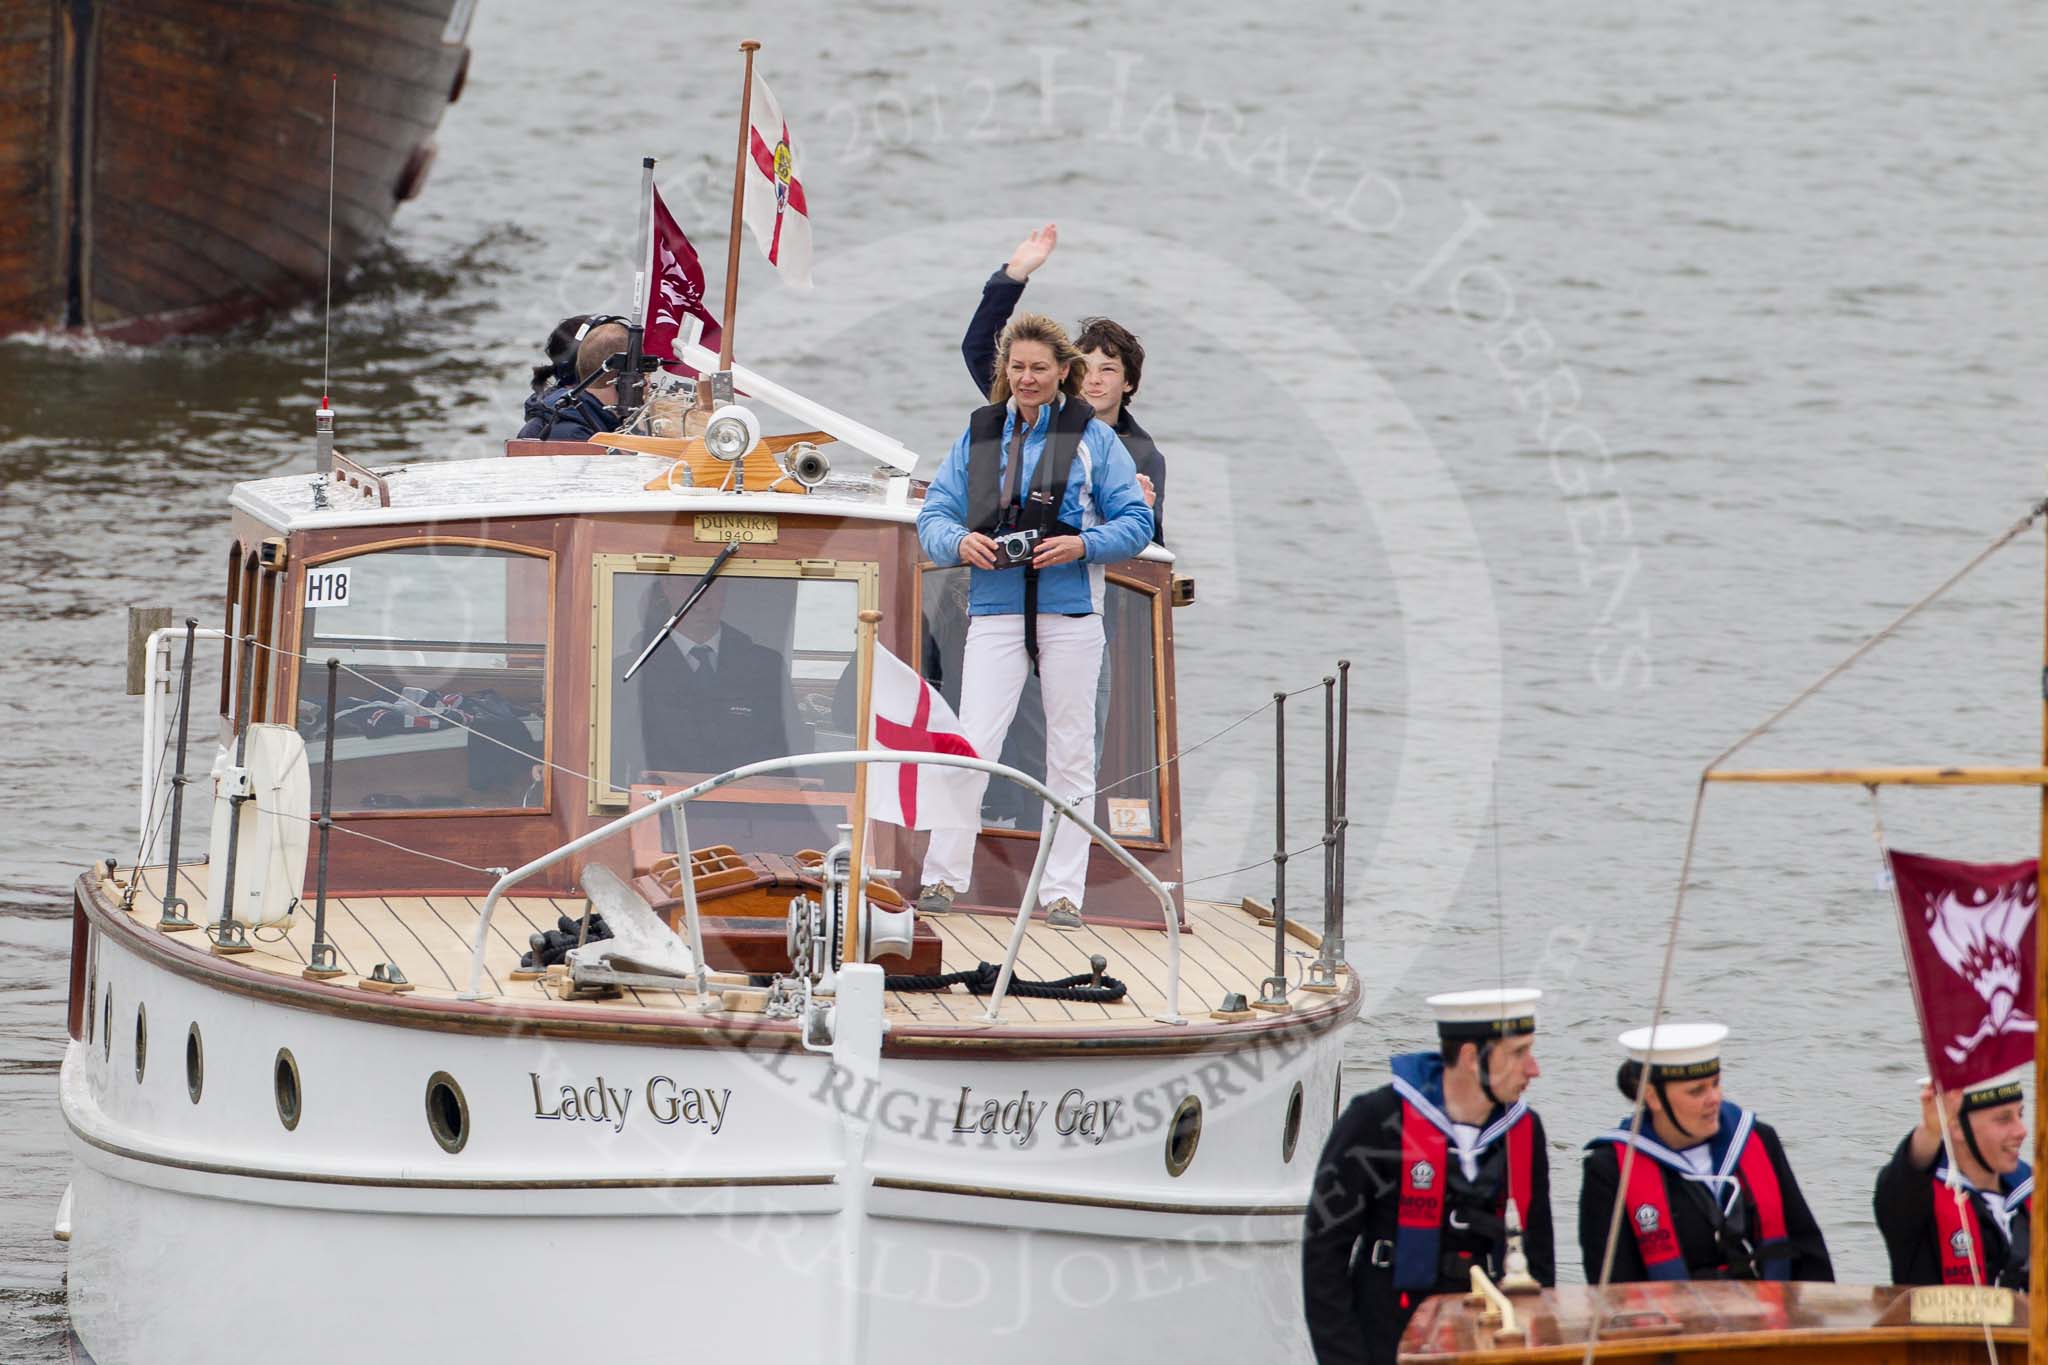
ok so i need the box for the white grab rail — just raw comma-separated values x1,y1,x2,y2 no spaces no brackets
462,750,1186,1024
138,626,229,849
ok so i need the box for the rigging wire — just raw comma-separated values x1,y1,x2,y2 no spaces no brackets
1581,499,2048,1365
246,636,604,790
1092,678,1326,799
1182,839,1326,890
206,641,1355,901
252,802,498,876
1492,761,1505,997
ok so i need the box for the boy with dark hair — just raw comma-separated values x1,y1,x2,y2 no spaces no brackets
962,225,1167,545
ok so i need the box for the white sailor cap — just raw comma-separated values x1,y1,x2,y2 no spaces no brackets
1618,1022,1728,1080
1960,1064,2029,1114
1427,988,1541,1040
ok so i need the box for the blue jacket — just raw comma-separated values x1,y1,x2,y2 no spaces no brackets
962,265,1167,545
516,387,620,443
917,397,1153,616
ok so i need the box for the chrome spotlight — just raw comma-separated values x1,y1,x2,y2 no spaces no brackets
779,441,831,489
703,404,760,462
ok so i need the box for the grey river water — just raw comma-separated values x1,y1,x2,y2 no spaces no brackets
2,0,2044,1355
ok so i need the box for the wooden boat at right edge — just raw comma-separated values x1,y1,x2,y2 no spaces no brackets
1404,500,2048,1365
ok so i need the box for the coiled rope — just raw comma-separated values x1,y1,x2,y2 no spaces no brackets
883,959,1128,1003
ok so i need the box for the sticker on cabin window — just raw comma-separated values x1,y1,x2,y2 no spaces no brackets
1106,798,1154,839
304,567,352,609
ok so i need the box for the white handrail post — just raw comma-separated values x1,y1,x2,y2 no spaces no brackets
671,801,711,1003
468,880,510,997
138,626,225,848
981,812,1061,1022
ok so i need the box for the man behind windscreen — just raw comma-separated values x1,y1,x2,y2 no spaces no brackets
914,312,1152,930
630,576,801,778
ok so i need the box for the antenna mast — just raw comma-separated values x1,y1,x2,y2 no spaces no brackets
322,73,336,411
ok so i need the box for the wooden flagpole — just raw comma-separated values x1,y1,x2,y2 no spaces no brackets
718,40,760,373
844,608,882,966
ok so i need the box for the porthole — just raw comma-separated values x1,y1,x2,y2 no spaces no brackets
102,988,112,1062
425,1072,469,1154
1282,1080,1305,1163
85,948,96,1045
186,1023,203,1104
1164,1095,1203,1177
134,1004,147,1083
275,1048,302,1131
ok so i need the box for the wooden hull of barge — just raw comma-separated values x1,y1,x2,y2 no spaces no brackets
0,0,470,338
1400,1281,2026,1364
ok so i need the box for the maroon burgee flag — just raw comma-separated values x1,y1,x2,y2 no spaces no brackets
1888,849,2039,1093
643,185,721,372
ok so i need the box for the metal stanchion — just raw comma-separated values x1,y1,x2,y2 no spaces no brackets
304,659,344,979
1305,672,1341,993
1256,691,1290,1011
156,620,199,932
1332,660,1350,964
208,634,257,955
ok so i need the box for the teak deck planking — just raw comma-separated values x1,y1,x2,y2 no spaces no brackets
121,867,1307,1028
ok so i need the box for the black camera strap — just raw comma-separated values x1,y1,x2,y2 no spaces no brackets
1023,564,1044,676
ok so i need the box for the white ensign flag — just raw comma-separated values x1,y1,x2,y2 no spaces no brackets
741,71,813,289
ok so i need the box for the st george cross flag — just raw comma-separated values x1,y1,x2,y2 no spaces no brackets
865,645,979,830
741,71,813,289
1888,848,2039,1094
642,185,722,368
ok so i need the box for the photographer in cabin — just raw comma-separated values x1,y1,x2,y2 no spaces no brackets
914,312,1153,931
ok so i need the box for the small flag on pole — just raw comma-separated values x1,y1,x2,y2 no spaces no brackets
1888,848,2039,1094
741,70,812,289
865,645,979,830
642,185,722,370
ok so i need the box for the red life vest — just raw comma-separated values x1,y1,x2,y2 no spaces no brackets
1610,1118,1788,1281
1393,1098,1535,1291
1930,1174,2032,1286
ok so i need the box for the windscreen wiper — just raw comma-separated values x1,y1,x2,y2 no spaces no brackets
621,541,741,683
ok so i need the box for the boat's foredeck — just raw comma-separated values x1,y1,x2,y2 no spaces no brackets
116,865,1336,1031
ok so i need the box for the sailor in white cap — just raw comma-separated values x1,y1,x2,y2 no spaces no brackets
1304,988,1553,1365
1580,1022,1832,1284
1873,1067,2032,1289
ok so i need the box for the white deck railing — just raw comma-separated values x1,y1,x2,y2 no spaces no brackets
138,626,230,848
462,750,1186,1024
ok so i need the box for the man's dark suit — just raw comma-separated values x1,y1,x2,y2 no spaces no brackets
632,624,804,777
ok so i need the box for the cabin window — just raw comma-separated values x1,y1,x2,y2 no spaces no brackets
296,543,552,814
918,567,1164,845
591,554,878,851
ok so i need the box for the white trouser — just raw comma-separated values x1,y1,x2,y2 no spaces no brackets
923,613,1104,909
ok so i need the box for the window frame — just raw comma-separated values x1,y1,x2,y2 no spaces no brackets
286,536,558,821
910,563,1173,853
588,552,880,813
